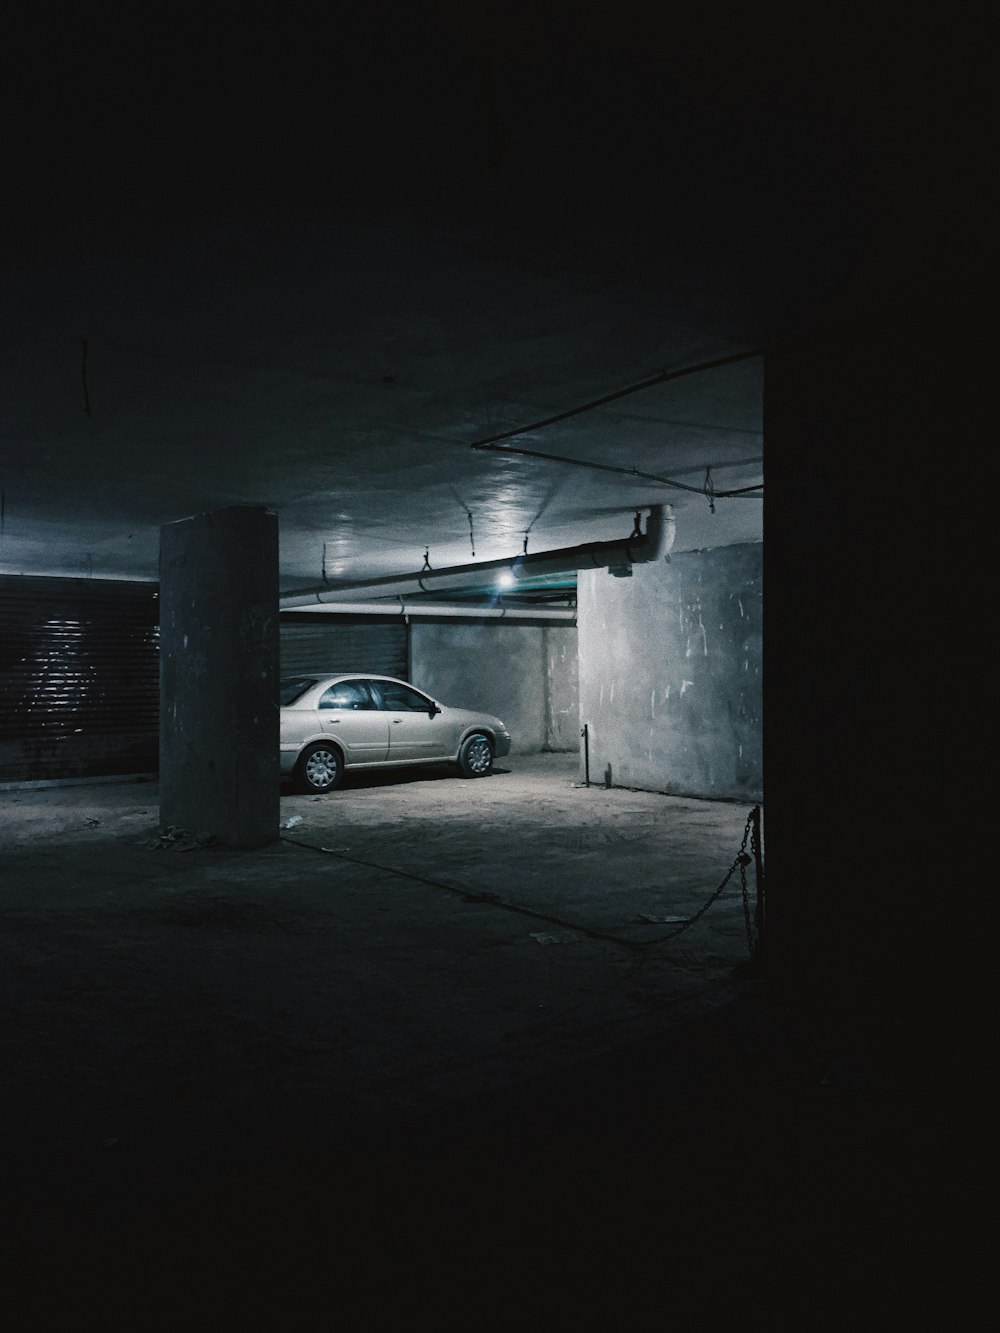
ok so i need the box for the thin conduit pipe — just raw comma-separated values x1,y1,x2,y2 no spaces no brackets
469,347,763,459
473,443,763,497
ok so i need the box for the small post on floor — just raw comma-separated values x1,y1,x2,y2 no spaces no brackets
752,803,765,956
581,723,590,787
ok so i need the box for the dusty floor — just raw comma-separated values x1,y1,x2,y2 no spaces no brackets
0,757,978,1329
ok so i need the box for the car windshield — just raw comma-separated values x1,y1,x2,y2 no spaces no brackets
280,678,316,706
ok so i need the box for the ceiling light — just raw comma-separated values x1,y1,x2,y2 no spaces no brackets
496,570,515,588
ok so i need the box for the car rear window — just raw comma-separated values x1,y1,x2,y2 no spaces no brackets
280,678,315,706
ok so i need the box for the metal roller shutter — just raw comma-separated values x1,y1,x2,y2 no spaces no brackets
0,590,409,784
280,617,408,680
0,576,159,783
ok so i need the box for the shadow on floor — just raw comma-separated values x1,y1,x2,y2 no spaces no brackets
281,764,514,795
4,992,977,1332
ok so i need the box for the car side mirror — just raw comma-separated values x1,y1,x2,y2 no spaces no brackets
428,702,441,716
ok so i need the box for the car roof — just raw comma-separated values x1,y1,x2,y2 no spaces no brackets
281,673,417,686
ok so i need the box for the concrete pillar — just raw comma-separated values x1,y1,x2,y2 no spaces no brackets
764,285,991,1035
159,505,279,847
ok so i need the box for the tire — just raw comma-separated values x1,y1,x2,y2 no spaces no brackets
295,741,344,793
458,732,494,778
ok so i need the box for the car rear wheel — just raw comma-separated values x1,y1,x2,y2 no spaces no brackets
458,732,494,778
295,742,344,793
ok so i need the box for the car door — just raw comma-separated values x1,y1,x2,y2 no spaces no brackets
317,679,389,763
373,679,450,762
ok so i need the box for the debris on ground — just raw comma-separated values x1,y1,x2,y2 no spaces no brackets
637,914,689,924
529,931,580,945
145,826,219,852
279,815,304,829
83,818,101,828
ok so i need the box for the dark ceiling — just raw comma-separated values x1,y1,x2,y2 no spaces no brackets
1,5,994,591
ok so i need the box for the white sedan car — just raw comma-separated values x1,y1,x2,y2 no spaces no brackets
280,673,512,793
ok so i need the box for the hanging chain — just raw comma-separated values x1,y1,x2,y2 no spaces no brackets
645,809,756,955
738,809,756,958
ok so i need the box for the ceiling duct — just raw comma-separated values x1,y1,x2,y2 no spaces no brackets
279,506,675,609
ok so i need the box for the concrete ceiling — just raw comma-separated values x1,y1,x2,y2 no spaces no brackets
1,7,993,593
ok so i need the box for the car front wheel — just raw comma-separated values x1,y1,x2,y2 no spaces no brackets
295,742,344,793
458,732,494,778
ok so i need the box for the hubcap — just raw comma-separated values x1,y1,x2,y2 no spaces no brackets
467,737,492,774
305,749,339,788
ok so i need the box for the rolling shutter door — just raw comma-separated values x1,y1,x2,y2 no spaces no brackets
280,617,408,680
0,589,409,784
0,575,159,783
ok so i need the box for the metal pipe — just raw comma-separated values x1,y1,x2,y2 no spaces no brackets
279,599,576,621
279,507,674,607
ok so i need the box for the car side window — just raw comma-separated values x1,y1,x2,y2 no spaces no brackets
318,680,375,711
374,681,434,712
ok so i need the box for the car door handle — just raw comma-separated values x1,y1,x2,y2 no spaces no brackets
392,719,402,724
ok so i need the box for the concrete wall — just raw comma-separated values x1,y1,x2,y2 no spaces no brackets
409,621,578,755
543,626,579,751
578,544,762,800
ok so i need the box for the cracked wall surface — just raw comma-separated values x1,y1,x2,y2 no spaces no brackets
578,544,762,801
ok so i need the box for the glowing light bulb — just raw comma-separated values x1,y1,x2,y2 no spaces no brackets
497,570,515,588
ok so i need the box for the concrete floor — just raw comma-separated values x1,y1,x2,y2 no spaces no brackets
0,756,975,1329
